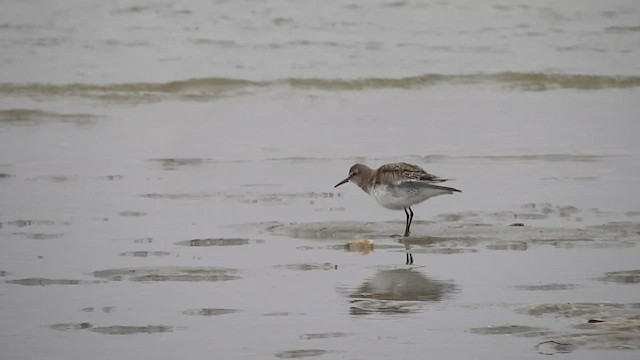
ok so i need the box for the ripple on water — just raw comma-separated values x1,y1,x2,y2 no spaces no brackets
6,278,91,286
274,263,336,271
174,238,252,247
49,322,93,331
118,251,171,257
486,241,528,251
118,211,146,217
90,325,173,335
145,158,217,170
262,312,305,317
469,324,549,336
596,269,640,284
513,283,582,291
0,109,99,126
5,219,71,227
92,266,240,282
299,332,352,340
182,308,240,316
274,349,331,359
12,232,64,240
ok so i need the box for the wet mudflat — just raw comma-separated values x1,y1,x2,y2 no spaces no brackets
1,89,639,360
3,0,640,357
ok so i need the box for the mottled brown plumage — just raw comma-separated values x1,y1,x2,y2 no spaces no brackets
375,162,447,184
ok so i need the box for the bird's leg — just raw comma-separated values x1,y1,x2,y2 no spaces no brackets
406,253,413,265
404,240,414,265
403,208,414,237
403,208,414,264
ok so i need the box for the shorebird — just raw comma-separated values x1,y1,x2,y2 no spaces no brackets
335,162,461,264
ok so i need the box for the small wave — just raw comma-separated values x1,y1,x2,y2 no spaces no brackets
288,73,640,91
1,73,639,102
0,109,98,125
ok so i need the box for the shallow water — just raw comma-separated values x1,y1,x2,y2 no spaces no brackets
2,92,639,360
2,1,640,359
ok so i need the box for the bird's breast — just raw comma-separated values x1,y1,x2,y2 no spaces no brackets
369,184,412,210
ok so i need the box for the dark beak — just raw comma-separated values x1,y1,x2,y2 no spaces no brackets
335,177,350,188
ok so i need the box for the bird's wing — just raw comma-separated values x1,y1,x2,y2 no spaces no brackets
377,162,447,184
396,181,461,194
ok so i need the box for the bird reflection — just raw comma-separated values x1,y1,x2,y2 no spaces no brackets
351,268,456,301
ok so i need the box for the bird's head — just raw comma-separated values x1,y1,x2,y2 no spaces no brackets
335,164,367,188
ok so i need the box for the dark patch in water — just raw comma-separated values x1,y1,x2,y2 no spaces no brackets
140,192,214,200
145,158,216,170
589,221,640,235
469,324,548,336
425,154,619,163
6,278,84,286
6,219,67,227
518,303,632,317
93,266,240,282
142,191,341,204
0,270,9,277
90,325,173,335
182,308,240,316
29,175,77,183
12,232,64,240
274,263,336,271
0,173,14,178
263,312,306,317
513,283,581,291
99,175,124,181
605,25,640,34
486,241,528,251
418,247,477,255
49,322,93,331
119,211,146,217
596,270,640,284
275,349,330,359
349,299,421,315
118,251,171,257
82,306,115,313
299,332,351,340
175,238,251,247
229,191,342,205
530,238,595,248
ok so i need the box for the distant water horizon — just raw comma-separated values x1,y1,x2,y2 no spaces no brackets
1,0,639,85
